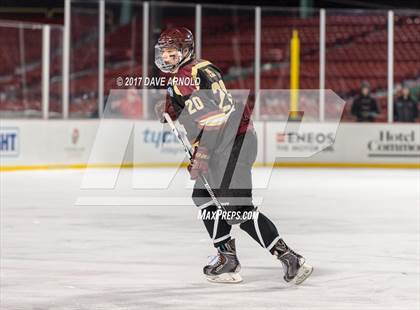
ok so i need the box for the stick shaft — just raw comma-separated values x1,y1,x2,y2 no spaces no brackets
163,113,225,211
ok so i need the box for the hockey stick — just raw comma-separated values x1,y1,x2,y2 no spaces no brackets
163,113,226,213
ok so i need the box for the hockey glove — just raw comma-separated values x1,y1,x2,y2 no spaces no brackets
188,146,209,180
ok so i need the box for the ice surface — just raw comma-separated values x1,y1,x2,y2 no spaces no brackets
1,168,419,310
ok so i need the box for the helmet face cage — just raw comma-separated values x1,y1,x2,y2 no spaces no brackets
154,44,183,73
154,27,195,74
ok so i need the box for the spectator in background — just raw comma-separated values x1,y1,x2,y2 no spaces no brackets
110,88,143,119
394,84,418,122
351,82,380,122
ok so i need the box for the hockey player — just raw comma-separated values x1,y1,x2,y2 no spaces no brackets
154,27,313,284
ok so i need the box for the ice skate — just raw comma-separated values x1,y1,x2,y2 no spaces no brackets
204,239,242,283
270,239,313,285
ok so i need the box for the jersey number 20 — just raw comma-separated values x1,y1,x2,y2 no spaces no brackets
185,96,204,115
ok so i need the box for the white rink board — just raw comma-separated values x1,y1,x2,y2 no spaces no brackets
0,120,419,168
0,120,99,166
265,122,420,164
131,121,264,165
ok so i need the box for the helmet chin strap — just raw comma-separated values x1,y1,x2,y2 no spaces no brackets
170,49,193,73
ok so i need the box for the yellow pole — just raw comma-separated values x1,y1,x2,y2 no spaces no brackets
290,30,300,120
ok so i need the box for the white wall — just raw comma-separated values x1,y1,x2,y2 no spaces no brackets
0,120,419,169
265,122,420,165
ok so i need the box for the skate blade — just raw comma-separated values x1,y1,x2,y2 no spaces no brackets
291,263,313,285
206,272,243,284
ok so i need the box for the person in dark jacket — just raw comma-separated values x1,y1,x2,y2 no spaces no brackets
394,85,419,122
351,82,380,122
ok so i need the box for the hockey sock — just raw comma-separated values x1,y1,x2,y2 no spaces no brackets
239,211,280,251
201,204,232,248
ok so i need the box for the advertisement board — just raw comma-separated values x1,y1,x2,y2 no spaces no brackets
0,120,418,170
